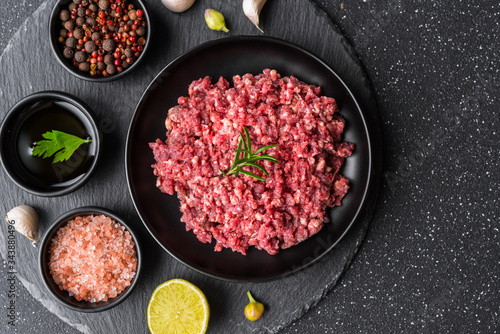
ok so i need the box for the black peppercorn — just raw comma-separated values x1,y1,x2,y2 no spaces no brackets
89,3,98,12
124,48,133,58
97,62,106,71
63,48,74,59
102,39,116,52
81,0,89,6
84,41,97,53
77,7,85,17
91,32,102,41
73,28,84,39
60,10,71,22
98,0,110,10
136,26,146,37
122,61,130,69
63,20,75,31
78,62,90,72
103,54,114,65
60,28,68,37
74,51,87,63
75,16,85,26
106,64,117,75
69,3,77,11
66,37,77,49
86,17,97,26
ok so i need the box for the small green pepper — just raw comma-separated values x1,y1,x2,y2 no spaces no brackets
244,291,264,321
204,9,229,33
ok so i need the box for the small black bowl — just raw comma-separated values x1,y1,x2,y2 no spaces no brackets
0,91,102,196
39,207,142,312
49,0,151,82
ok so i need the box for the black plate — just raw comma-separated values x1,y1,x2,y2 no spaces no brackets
126,36,373,282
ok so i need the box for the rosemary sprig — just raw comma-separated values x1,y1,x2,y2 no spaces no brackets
219,127,279,181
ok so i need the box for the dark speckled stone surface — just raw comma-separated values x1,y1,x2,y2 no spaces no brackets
1,0,499,333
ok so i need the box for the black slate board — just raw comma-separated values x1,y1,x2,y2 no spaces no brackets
0,0,381,333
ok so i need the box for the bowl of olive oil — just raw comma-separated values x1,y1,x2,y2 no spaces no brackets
0,91,102,196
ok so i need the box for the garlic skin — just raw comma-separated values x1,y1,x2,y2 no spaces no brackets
243,0,267,32
161,0,195,13
6,205,40,245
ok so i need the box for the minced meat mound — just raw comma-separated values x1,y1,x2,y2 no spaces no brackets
150,69,354,255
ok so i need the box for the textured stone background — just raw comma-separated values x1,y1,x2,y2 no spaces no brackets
1,0,499,333
0,0,379,333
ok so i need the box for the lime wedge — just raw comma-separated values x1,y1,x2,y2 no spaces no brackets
147,279,210,334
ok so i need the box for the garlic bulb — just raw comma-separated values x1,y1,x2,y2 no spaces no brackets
161,0,195,13
6,205,39,246
243,0,267,32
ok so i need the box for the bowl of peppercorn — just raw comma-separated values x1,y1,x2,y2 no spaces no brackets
49,0,151,81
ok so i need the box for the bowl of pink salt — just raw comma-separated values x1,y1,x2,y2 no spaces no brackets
39,207,142,312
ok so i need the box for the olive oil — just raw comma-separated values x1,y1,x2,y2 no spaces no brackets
13,100,96,188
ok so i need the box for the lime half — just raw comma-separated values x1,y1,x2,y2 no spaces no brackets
147,279,210,334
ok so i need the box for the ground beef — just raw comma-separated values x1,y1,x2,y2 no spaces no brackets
150,69,354,255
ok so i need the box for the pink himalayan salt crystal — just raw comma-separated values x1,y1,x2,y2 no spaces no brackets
48,215,137,303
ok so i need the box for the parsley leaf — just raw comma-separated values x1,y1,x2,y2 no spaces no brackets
31,130,92,164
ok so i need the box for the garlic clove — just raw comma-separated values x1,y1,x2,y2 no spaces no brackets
6,205,40,245
161,0,196,13
243,0,267,33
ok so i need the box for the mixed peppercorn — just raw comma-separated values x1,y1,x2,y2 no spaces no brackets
57,0,147,77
